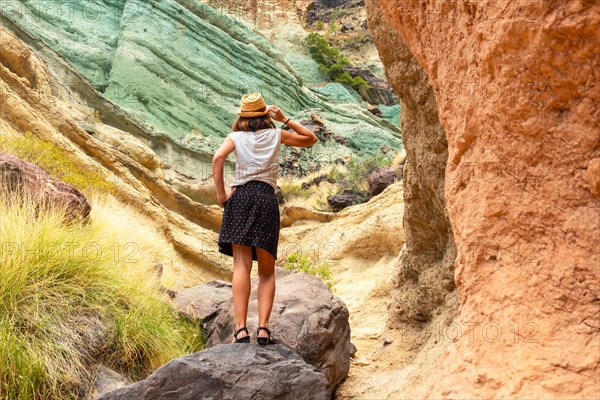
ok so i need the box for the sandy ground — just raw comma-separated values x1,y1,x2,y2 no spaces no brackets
273,182,424,399
333,252,454,399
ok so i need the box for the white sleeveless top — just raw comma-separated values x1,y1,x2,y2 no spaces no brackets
227,128,281,191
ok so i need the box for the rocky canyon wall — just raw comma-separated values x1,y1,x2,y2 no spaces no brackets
365,1,457,332
369,0,599,398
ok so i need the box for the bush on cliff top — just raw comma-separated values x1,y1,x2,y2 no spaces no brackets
306,33,368,90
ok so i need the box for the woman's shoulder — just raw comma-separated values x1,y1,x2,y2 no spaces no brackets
264,127,281,134
230,128,279,137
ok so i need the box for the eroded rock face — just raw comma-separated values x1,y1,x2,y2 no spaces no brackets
204,267,355,389
365,0,457,331
344,65,399,106
371,0,600,398
98,343,332,400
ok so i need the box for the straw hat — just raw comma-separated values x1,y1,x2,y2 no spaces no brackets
237,93,269,117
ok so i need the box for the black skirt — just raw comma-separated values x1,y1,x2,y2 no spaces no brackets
218,180,280,261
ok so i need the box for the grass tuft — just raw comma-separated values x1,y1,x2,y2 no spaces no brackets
0,131,116,197
283,252,334,292
0,161,201,399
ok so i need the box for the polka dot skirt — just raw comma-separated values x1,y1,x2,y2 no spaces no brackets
218,180,280,261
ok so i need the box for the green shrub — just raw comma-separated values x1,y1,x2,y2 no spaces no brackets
306,33,369,91
326,165,343,184
330,70,368,89
315,20,324,30
0,132,116,197
346,155,391,193
306,33,369,89
283,252,334,291
0,190,202,399
306,33,347,67
347,154,391,184
331,10,344,20
334,154,392,196
328,20,338,33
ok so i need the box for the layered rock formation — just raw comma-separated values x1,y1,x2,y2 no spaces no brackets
2,0,402,172
203,0,401,120
368,0,600,398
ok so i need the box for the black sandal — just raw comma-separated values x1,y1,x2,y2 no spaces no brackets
234,326,250,343
256,326,276,345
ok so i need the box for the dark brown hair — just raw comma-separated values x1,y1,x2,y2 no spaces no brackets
231,107,276,132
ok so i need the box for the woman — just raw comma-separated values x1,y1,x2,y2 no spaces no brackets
212,92,319,345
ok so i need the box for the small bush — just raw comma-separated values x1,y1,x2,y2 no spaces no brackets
329,70,368,89
318,154,396,202
307,33,347,67
328,20,338,33
283,252,334,291
326,164,343,183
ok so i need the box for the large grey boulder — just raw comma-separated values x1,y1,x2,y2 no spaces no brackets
205,267,355,388
98,343,332,400
172,279,232,332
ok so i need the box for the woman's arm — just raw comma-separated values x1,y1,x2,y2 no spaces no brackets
212,136,236,207
267,105,319,147
281,119,318,147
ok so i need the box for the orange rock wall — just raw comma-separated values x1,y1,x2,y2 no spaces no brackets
372,0,599,397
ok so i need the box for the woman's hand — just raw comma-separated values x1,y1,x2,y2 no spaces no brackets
218,187,236,208
267,105,287,123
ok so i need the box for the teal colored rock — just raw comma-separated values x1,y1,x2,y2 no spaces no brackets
4,0,402,172
307,83,365,105
379,104,401,127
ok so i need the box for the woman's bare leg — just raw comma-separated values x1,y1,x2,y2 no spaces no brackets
256,247,276,338
232,244,253,339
